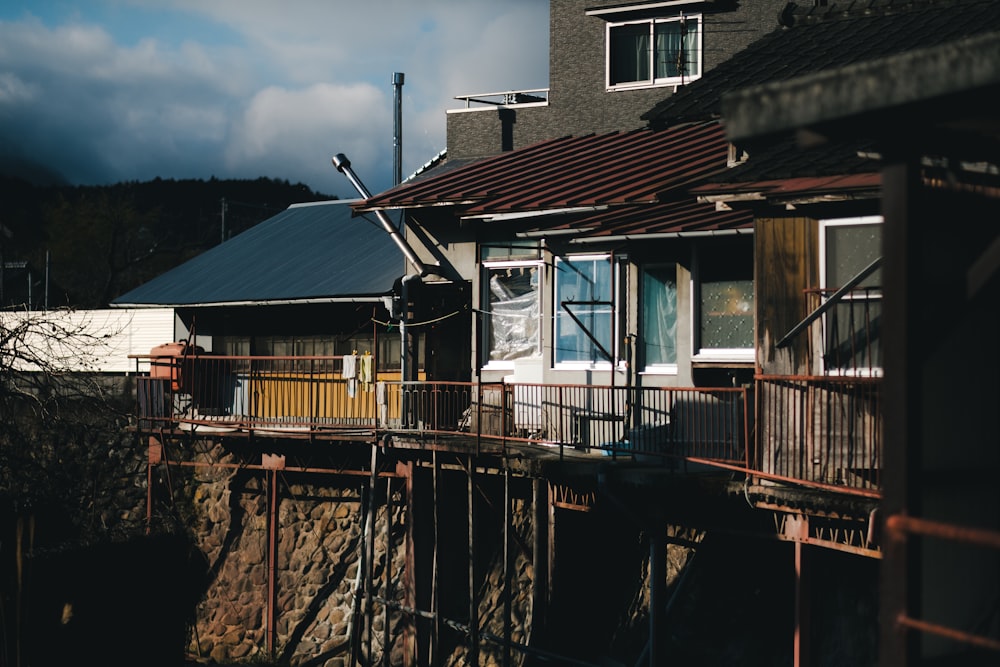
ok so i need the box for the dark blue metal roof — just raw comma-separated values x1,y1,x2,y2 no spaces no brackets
113,200,405,306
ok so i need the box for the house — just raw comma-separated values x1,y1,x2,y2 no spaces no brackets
647,0,1000,663
112,1,1000,665
111,198,472,433
719,27,1000,667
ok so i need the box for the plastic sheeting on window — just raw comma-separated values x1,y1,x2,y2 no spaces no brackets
487,271,540,361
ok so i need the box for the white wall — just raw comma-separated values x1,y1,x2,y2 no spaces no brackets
0,307,175,373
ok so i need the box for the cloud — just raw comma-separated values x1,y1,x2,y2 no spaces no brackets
0,2,548,195
226,82,390,196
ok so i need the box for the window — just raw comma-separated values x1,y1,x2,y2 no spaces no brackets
641,264,677,372
693,240,754,361
821,216,882,373
554,255,619,365
607,14,701,89
481,242,543,367
482,262,541,365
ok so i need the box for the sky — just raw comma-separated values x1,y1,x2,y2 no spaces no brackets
0,1,549,199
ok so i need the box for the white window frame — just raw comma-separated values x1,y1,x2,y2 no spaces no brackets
819,215,883,377
481,259,543,371
605,13,702,91
553,254,621,370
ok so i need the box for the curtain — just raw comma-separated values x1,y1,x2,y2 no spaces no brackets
642,267,677,365
655,17,698,79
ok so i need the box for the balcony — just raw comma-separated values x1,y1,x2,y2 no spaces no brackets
132,352,882,497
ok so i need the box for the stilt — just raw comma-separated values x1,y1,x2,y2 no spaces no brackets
468,457,478,665
430,453,440,667
384,475,393,667
794,541,811,667
402,460,417,667
502,467,511,667
531,477,548,645
366,445,379,664
649,522,666,667
547,482,556,606
349,484,367,667
265,465,280,659
146,435,162,533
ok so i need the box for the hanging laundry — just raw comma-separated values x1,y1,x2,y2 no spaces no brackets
376,380,387,427
342,353,358,398
358,353,374,392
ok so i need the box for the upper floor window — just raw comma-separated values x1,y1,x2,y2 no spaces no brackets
607,14,702,89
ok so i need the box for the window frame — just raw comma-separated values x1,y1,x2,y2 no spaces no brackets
605,13,703,91
553,253,623,369
819,215,883,377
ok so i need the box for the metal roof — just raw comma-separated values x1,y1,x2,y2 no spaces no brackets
516,200,752,241
355,121,731,216
112,199,404,307
691,174,882,207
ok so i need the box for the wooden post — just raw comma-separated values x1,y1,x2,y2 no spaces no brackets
880,156,923,667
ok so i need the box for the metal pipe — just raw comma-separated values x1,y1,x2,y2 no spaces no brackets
393,72,404,187
331,153,433,277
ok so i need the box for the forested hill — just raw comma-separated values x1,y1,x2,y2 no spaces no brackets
0,175,336,309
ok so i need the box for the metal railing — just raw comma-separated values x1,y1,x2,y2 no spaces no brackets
755,374,881,494
451,88,549,110
132,354,882,495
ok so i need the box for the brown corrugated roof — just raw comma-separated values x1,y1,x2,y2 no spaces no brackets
521,200,752,240
691,173,882,205
355,121,732,216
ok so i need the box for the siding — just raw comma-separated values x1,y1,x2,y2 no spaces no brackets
755,216,818,376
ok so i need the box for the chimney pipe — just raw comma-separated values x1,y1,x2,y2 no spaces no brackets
392,72,404,187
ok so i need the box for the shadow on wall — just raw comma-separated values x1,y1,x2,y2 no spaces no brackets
25,532,208,667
